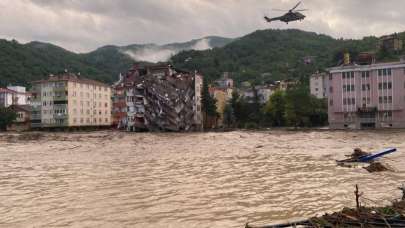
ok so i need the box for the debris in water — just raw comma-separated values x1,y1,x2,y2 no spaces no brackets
364,162,389,173
246,185,405,228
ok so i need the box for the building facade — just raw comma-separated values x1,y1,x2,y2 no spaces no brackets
111,74,127,129
310,72,328,99
8,105,32,131
0,86,29,107
328,61,405,129
112,64,203,132
30,73,112,128
379,34,403,52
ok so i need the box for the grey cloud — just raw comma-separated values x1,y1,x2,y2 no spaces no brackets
1,0,405,52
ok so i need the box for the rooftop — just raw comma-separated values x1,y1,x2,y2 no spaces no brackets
32,73,110,87
0,87,17,94
328,60,405,73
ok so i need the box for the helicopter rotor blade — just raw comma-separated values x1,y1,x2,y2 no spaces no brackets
291,1,302,11
272,9,288,11
294,9,309,12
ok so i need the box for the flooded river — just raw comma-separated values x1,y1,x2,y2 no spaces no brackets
0,130,404,227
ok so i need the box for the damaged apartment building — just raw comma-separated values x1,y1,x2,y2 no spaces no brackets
112,64,203,132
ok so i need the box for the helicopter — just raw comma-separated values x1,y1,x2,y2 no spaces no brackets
264,1,307,24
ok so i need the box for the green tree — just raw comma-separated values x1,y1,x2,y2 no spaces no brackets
247,85,262,124
230,90,249,126
0,107,17,131
223,103,235,128
284,87,312,127
284,86,328,127
201,78,218,117
264,90,286,126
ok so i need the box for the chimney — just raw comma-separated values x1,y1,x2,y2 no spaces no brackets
344,52,350,65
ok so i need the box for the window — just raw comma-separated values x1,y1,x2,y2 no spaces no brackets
388,82,392,89
315,88,318,91
329,86,333,93
389,96,393,103
342,72,346,79
352,98,355,105
350,72,354,78
329,74,333,80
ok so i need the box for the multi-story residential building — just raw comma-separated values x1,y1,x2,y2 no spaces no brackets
30,73,112,128
215,72,234,88
328,60,405,129
0,86,29,107
209,87,233,126
240,84,276,104
379,34,403,52
112,64,203,132
112,74,127,129
310,72,328,99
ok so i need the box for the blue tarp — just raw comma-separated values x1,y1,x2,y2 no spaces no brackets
357,148,397,162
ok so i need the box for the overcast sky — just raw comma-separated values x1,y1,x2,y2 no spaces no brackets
1,0,404,53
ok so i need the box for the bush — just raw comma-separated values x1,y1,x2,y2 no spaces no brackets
244,122,259,129
0,107,17,131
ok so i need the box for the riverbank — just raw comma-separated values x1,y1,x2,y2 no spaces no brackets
247,185,405,227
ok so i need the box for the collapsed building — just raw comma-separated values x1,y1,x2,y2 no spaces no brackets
112,64,203,132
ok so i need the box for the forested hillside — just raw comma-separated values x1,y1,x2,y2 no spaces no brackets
171,29,381,84
1,29,404,88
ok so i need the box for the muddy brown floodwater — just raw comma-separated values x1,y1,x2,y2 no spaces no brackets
0,130,405,228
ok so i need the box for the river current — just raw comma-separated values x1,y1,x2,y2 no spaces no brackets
0,130,404,227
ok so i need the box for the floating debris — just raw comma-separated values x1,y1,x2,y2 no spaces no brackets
337,148,397,172
246,185,405,228
364,162,389,173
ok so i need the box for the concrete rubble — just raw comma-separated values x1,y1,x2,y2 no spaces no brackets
112,64,203,132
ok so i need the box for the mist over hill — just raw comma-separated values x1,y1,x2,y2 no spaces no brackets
0,36,232,87
1,29,404,87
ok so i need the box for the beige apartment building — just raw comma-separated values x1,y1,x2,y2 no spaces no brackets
31,73,112,128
